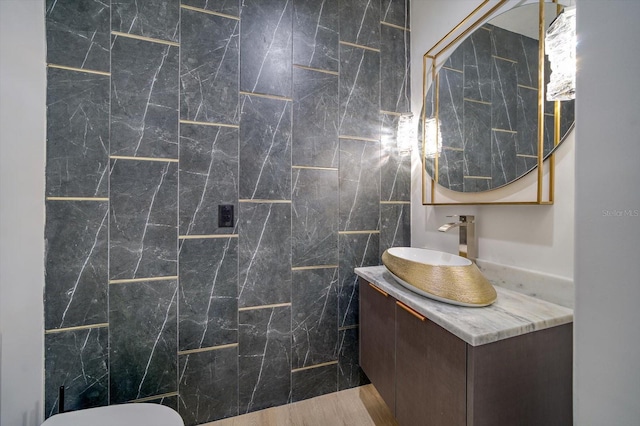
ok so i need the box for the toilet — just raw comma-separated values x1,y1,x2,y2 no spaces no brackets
41,403,184,426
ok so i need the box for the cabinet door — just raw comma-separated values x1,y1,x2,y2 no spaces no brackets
359,278,396,414
395,301,466,426
467,323,573,426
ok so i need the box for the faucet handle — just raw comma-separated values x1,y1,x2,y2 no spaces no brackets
446,215,474,223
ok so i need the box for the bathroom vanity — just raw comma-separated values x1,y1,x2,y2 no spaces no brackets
356,266,573,426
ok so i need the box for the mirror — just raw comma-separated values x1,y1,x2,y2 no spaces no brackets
421,1,575,197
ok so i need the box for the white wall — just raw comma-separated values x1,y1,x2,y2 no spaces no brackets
410,0,575,280
574,0,640,423
0,1,46,425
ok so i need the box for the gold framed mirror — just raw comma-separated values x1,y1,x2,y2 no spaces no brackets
421,0,574,205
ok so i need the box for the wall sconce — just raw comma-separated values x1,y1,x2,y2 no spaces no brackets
397,113,415,156
546,6,576,101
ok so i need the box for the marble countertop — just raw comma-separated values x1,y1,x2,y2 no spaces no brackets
355,266,573,347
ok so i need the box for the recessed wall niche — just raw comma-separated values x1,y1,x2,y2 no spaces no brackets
43,0,411,424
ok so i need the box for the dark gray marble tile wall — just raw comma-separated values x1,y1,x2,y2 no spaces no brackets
43,1,411,424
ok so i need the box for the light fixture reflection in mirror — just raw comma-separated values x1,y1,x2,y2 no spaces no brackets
546,6,576,101
397,113,415,156
423,118,442,159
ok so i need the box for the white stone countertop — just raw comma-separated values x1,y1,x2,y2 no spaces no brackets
355,266,573,347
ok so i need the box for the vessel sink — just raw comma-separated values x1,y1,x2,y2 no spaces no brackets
381,247,497,307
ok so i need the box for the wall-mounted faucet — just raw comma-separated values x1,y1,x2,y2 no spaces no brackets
438,215,477,262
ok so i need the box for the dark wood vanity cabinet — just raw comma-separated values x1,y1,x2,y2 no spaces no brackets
359,278,573,426
359,280,397,413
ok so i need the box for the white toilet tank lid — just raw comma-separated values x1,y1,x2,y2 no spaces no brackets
41,403,184,426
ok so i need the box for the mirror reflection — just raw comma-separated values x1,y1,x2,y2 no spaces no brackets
422,2,575,193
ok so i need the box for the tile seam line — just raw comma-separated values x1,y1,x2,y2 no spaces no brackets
111,31,179,46
180,4,240,21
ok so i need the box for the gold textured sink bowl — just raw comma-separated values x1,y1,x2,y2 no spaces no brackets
381,247,497,307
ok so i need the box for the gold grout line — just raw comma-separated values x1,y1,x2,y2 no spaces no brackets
380,21,410,32
293,64,339,76
492,128,517,134
180,119,239,129
179,343,239,355
380,110,403,116
130,392,179,403
180,4,240,20
109,276,178,284
339,135,379,142
380,201,411,205
339,324,358,331
292,265,338,271
518,84,537,91
465,176,492,180
338,230,380,235
238,199,291,204
292,165,338,171
464,98,491,105
517,154,538,158
46,64,110,76
292,360,339,373
339,40,380,53
110,155,179,163
239,91,292,102
492,54,517,63
179,234,238,240
442,66,463,73
45,323,109,334
442,146,464,152
111,31,179,47
238,303,291,312
46,197,109,201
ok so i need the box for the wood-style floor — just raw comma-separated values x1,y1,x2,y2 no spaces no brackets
204,384,397,426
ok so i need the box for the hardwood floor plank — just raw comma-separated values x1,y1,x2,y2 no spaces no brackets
204,385,397,426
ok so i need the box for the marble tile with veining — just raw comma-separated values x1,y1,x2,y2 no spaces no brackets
463,27,492,103
112,0,180,43
438,68,464,150
179,347,238,424
45,0,110,72
381,0,410,29
380,24,410,114
339,138,380,232
292,363,337,402
338,232,379,328
179,237,238,351
381,114,411,202
110,36,179,159
181,9,240,125
293,0,339,72
339,0,380,49
46,68,109,197
463,100,492,178
179,124,238,236
292,168,338,267
338,327,369,390
109,279,178,403
292,268,339,369
239,95,291,201
109,159,178,281
44,327,108,418
45,200,108,330
240,0,292,97
292,67,339,168
380,203,410,256
339,45,380,140
239,306,292,413
491,130,517,188
238,202,291,308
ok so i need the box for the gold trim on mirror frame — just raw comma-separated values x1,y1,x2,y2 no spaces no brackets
421,0,564,206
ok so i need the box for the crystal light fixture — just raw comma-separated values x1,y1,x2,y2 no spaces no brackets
545,6,576,101
423,118,442,159
397,113,415,156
